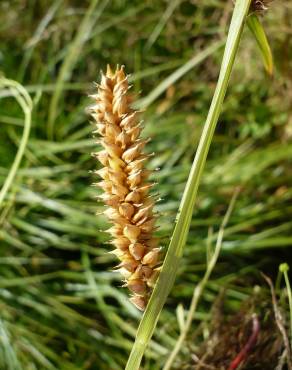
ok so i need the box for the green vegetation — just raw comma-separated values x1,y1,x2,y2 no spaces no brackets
0,1,291,369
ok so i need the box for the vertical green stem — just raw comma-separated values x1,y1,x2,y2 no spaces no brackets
0,79,32,208
47,0,100,140
126,0,251,369
163,189,239,370
280,263,292,348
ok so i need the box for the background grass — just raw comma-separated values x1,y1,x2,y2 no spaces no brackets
0,1,292,369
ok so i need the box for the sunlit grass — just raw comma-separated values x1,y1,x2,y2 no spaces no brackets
0,0,291,368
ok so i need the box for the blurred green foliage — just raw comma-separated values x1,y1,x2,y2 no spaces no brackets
0,1,291,369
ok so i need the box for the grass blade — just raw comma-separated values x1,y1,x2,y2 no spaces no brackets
0,79,32,208
247,13,273,75
163,188,239,370
47,0,104,139
126,1,252,369
136,40,224,109
145,0,181,51
279,263,292,349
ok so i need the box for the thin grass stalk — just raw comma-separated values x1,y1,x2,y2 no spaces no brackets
144,0,181,51
247,14,273,75
163,188,240,370
18,0,62,82
136,41,224,109
279,263,292,349
47,0,103,140
126,0,252,368
0,78,32,208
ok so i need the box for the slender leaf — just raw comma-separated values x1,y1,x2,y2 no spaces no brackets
247,14,273,75
0,79,32,208
126,1,252,369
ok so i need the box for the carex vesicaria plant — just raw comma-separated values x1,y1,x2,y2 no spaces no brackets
89,65,160,311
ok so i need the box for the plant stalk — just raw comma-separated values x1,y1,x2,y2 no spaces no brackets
0,79,32,208
163,189,239,370
126,0,252,369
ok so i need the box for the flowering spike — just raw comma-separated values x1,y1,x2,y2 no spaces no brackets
90,66,160,310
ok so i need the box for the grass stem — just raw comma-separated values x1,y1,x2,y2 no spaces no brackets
126,1,252,369
163,188,240,370
280,263,292,349
0,79,32,208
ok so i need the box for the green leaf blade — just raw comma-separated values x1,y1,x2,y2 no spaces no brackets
125,0,252,369
247,13,273,75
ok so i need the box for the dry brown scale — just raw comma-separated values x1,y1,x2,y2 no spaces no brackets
251,0,272,12
89,65,160,311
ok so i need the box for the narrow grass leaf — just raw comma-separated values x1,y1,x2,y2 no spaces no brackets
145,0,181,51
136,40,224,109
0,78,32,208
247,13,273,75
126,1,252,369
47,0,104,139
163,189,239,369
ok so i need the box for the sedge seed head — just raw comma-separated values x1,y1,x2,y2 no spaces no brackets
89,65,160,310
